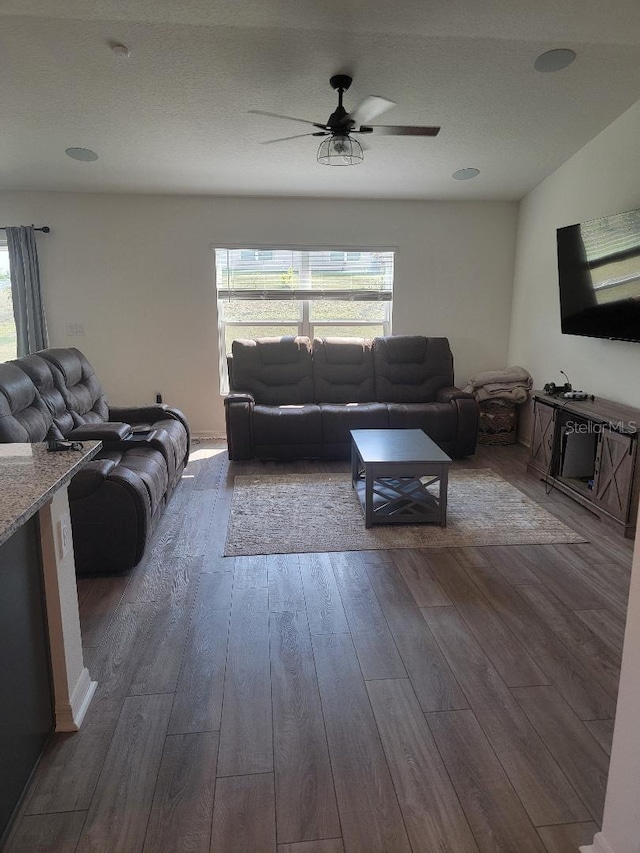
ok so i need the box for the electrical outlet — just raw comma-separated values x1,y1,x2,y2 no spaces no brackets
58,518,70,556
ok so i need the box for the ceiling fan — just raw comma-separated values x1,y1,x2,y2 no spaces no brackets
249,74,441,165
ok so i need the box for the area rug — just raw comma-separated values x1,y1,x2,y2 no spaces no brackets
223,468,586,556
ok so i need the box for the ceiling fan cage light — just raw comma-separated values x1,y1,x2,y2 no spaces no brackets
317,135,364,165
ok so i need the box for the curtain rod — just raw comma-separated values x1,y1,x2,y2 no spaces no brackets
0,225,50,233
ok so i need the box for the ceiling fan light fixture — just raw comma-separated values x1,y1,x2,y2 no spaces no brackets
317,135,363,166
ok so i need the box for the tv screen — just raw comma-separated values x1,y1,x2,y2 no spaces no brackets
557,208,640,342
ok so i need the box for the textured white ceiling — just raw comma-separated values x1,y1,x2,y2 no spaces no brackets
1,1,640,200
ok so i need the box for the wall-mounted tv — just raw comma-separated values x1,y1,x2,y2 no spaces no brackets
557,207,640,342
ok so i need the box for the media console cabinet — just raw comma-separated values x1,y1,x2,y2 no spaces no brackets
528,392,640,538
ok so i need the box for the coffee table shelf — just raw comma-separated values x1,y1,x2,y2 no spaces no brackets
350,429,452,528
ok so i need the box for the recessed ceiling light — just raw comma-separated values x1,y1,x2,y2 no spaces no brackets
534,49,576,73
65,147,99,162
452,168,480,181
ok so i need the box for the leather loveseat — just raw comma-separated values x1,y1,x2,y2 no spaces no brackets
0,347,189,574
224,335,478,461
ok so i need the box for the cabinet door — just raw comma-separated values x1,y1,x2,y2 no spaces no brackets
593,429,636,521
529,401,555,474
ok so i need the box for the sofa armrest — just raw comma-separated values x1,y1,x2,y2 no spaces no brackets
448,396,480,457
109,404,190,459
224,391,255,405
109,404,181,425
68,422,133,441
436,386,476,404
224,393,254,460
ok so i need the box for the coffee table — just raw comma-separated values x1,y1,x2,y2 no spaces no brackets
350,429,452,528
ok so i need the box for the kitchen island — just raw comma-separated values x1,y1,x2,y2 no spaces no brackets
0,441,101,842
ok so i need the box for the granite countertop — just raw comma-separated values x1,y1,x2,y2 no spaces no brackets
0,441,102,546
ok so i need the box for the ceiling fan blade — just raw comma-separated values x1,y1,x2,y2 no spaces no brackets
260,132,328,145
366,125,441,136
350,96,396,127
248,109,328,130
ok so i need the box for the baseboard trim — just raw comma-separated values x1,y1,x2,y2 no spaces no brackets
55,667,97,732
580,832,615,853
192,433,226,443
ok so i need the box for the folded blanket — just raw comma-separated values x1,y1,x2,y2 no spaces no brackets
464,365,532,389
473,385,530,404
463,365,532,403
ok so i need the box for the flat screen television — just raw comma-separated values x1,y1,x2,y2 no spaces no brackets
557,207,640,342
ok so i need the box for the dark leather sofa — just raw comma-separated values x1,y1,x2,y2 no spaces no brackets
0,347,189,574
224,335,478,461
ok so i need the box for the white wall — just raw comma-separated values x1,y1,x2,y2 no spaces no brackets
0,192,517,434
581,529,640,853
510,97,640,853
509,99,640,439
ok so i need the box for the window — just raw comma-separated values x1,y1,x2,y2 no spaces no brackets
215,247,394,392
0,243,16,363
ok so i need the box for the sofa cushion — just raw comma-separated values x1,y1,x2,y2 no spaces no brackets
373,336,454,403
320,402,388,444
252,403,322,459
231,337,314,405
312,338,375,403
12,354,73,438
386,402,457,444
40,347,109,426
0,361,52,442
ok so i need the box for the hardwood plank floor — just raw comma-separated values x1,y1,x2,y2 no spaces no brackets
426,710,547,853
464,563,616,720
168,575,230,735
364,553,469,712
584,719,615,755
268,553,305,613
3,812,86,853
143,732,218,853
366,678,478,853
76,694,173,852
277,841,344,853
216,587,273,777
210,773,276,853
78,575,129,648
299,553,349,635
6,441,632,852
511,686,609,821
422,605,590,826
537,821,600,853
574,609,626,656
311,632,412,853
330,552,407,680
269,610,340,843
418,548,549,688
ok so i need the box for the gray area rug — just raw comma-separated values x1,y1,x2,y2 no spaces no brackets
224,469,586,556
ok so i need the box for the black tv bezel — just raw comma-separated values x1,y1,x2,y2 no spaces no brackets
557,208,640,344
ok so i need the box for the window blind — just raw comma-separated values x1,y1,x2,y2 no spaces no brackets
215,248,394,301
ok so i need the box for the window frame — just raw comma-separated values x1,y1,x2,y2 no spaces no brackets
215,245,395,394
0,239,17,364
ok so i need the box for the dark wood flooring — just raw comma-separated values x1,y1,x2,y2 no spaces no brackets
3,442,633,853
